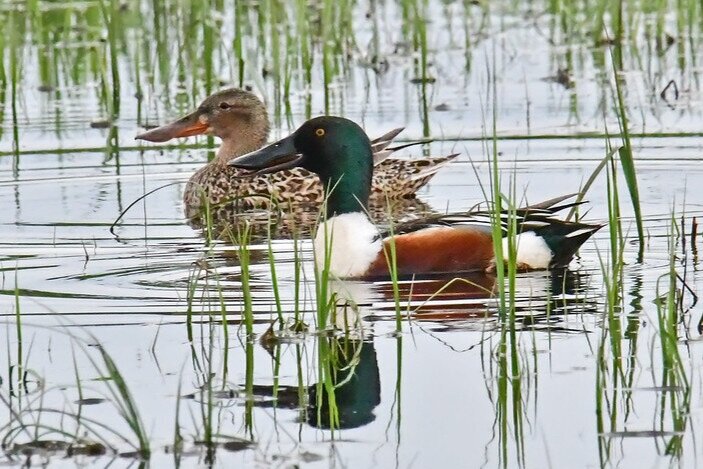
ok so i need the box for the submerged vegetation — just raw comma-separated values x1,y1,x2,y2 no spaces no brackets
1,0,702,468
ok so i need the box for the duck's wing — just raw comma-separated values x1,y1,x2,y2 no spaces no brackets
378,197,602,267
371,154,458,197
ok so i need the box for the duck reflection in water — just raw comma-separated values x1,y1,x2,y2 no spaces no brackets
246,267,595,431
252,337,381,430
354,267,598,334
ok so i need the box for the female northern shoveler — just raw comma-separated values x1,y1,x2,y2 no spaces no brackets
228,116,602,278
135,88,456,212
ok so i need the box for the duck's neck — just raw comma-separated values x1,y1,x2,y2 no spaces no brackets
214,115,270,165
322,174,371,219
318,145,373,220
215,138,265,164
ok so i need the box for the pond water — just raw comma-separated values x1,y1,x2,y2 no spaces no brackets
1,1,702,468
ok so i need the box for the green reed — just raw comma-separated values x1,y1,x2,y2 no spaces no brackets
604,149,626,364
244,340,255,438
292,225,303,325
266,215,284,326
381,197,403,332
594,138,628,466
405,0,432,136
655,211,691,457
295,0,312,115
320,0,334,112
70,347,83,441
0,20,6,144
95,347,150,458
100,0,121,117
234,0,245,87
1,324,132,456
610,43,644,260
7,0,703,157
8,7,21,163
493,188,526,468
13,271,22,390
213,269,230,379
233,221,255,337
485,44,527,466
198,319,216,464
172,371,184,467
314,206,334,331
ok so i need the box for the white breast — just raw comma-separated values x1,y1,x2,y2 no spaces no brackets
501,231,553,269
313,212,382,278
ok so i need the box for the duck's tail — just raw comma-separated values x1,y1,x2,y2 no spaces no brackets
370,127,434,166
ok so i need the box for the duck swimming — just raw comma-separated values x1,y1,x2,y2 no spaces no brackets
228,116,602,279
135,88,456,212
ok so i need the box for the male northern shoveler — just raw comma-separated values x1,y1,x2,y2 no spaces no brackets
228,116,602,279
135,88,456,212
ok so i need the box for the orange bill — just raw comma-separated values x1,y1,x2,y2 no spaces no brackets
135,111,209,142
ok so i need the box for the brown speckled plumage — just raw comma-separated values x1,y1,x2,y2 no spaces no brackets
137,88,456,219
183,155,456,216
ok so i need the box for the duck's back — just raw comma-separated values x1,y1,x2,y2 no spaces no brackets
183,162,326,211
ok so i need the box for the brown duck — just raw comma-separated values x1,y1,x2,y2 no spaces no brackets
136,88,456,214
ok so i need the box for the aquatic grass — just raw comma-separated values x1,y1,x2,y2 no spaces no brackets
0,388,119,458
211,269,230,380
492,187,527,468
266,208,284,327
244,340,255,439
0,324,151,459
380,194,403,332
88,342,150,459
313,200,336,331
407,0,432,136
594,137,629,466
483,41,528,466
654,210,691,457
6,0,703,154
13,270,22,391
172,369,184,468
595,190,693,464
320,0,334,112
70,346,83,443
8,6,21,165
566,147,615,222
195,315,217,464
378,196,406,453
609,27,644,258
97,0,121,118
185,260,203,344
232,221,255,338
313,225,341,432
295,0,313,117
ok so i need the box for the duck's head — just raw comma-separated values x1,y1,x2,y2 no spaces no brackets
229,116,374,215
136,88,269,153
228,116,372,176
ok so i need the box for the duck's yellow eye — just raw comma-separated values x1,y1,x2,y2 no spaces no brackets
315,128,325,137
